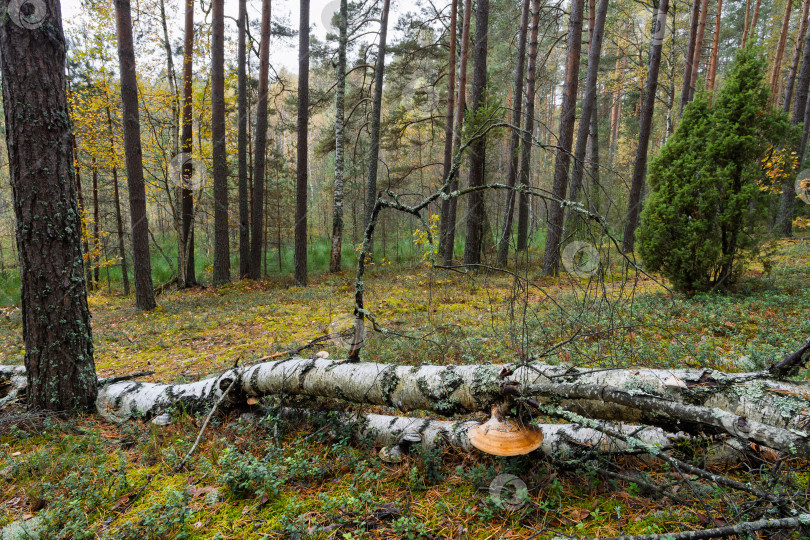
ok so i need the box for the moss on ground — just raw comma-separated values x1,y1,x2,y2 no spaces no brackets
0,239,809,538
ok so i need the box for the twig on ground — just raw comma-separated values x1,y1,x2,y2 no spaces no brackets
570,514,810,540
173,376,239,473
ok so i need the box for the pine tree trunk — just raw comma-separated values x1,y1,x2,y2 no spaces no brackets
680,0,701,116
622,0,670,254
440,0,472,266
783,0,810,112
295,0,310,287
0,0,98,411
179,0,196,287
496,0,530,267
706,0,722,92
565,0,609,235
438,0,458,264
212,0,230,285
330,0,349,273
686,0,709,103
237,0,250,278
250,0,272,280
515,0,542,252
462,0,491,265
777,19,810,237
748,0,762,43
741,0,752,47
363,0,392,258
114,0,157,310
770,0,794,103
541,0,585,275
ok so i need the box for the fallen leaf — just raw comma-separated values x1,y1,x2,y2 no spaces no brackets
189,486,218,498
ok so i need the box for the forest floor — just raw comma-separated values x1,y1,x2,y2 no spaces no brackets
0,238,809,539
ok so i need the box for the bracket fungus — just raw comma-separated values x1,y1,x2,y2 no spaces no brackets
468,404,543,456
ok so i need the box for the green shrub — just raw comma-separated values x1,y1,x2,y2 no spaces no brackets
639,48,796,292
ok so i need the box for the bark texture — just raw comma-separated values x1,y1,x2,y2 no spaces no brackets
564,0,608,234
114,0,156,310
0,0,98,410
542,0,585,274
363,0,392,257
439,0,472,265
295,0,310,287
621,0,669,254
438,0,458,264
250,0,272,279
462,0,490,265
85,357,810,456
212,0,230,285
330,0,349,273
237,0,250,278
777,15,810,237
179,0,196,287
496,0,530,267
515,0,542,252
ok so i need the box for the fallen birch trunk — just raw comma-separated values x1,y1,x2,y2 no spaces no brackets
3,357,808,455
278,408,682,458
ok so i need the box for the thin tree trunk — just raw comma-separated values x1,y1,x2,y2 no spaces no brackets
679,0,701,116
159,0,179,156
516,0,542,252
238,0,250,278
330,0,349,273
564,0,609,237
783,0,810,112
741,0,752,47
748,0,762,44
589,98,601,213
114,0,157,311
439,0,459,263
622,0,670,254
179,0,196,287
92,159,100,286
496,0,531,267
295,0,310,287
0,0,98,411
250,0,272,279
777,19,810,236
440,0,473,266
770,0,794,102
686,0,709,103
71,132,93,290
106,108,130,296
106,106,130,296
706,0,722,92
363,0,392,258
608,27,628,162
541,0,585,275
462,0,491,265
212,0,230,285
